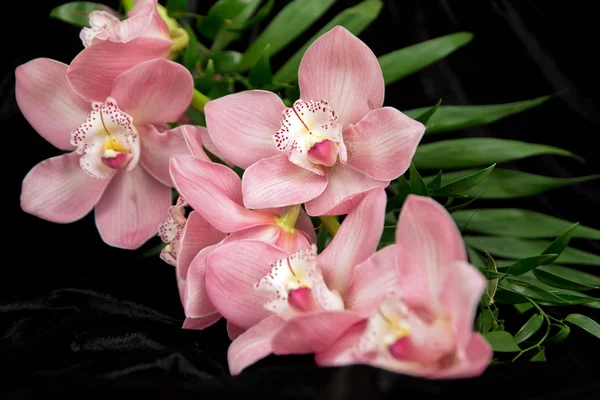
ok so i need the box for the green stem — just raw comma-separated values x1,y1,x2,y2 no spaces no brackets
191,89,211,113
320,216,340,236
121,0,135,13
511,297,552,362
277,205,301,230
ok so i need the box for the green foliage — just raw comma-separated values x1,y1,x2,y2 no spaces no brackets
50,2,109,27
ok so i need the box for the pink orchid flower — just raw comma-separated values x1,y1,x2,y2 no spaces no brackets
205,26,425,216
17,57,193,249
168,143,317,331
69,0,174,101
203,189,392,374
316,195,493,379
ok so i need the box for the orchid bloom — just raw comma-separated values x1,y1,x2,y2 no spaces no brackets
69,0,188,101
205,26,425,216
168,144,317,331
316,195,493,379
17,58,194,249
203,189,394,374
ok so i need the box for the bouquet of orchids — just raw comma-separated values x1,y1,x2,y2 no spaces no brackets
16,0,600,378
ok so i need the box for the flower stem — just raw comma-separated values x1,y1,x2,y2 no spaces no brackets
191,89,211,113
320,216,340,236
278,205,301,231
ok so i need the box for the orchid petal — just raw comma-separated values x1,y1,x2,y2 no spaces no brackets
180,125,211,160
183,244,220,318
305,163,388,216
204,90,284,169
206,240,288,329
272,311,364,355
228,315,285,375
227,322,246,341
298,26,384,128
110,59,193,125
182,314,222,330
314,320,368,367
242,154,328,210
95,3,169,44
21,152,110,223
432,333,492,379
68,38,172,102
170,156,271,232
296,209,317,244
139,125,197,187
395,195,467,307
344,108,425,181
317,189,386,293
15,58,88,150
95,167,170,249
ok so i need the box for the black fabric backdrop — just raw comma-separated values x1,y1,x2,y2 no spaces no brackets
2,0,600,398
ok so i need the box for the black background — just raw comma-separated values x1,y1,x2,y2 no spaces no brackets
2,0,600,398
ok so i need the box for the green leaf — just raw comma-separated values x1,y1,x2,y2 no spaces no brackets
484,251,499,304
211,50,243,74
498,279,569,305
182,21,200,71
530,347,546,361
445,195,482,214
483,331,521,352
50,2,108,27
475,309,494,333
403,94,558,134
414,100,442,127
545,324,570,345
533,265,600,291
274,0,383,83
409,163,429,196
380,225,396,245
239,0,336,71
166,0,187,14
464,236,600,266
506,254,559,276
564,314,600,339
195,59,216,93
432,164,495,197
513,303,534,314
542,223,579,264
431,169,600,199
379,32,473,85
504,272,599,305
386,176,411,212
514,314,544,344
226,0,274,32
211,0,262,50
248,45,273,86
427,171,443,191
468,246,486,270
200,0,252,39
452,209,600,239
413,138,580,170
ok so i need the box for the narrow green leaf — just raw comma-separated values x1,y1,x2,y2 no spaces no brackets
498,279,569,305
182,21,200,70
533,265,600,291
506,272,599,305
483,331,521,352
465,236,600,266
248,45,273,86
226,0,274,32
506,254,559,276
200,0,252,39
484,251,499,304
403,94,558,134
195,59,215,93
413,138,580,170
211,50,243,74
379,32,473,85
430,169,600,199
380,225,396,245
166,0,187,14
210,0,262,50
445,195,482,213
432,164,495,197
409,163,429,196
565,314,600,339
414,99,442,126
542,223,579,264
476,309,494,333
545,324,570,345
239,0,336,71
513,303,534,314
427,171,443,191
468,247,486,270
50,2,108,27
452,209,600,239
514,314,544,344
530,347,546,361
274,0,383,83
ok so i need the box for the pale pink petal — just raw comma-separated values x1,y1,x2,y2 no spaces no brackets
296,209,317,244
205,240,288,329
315,320,368,367
183,244,220,318
177,212,225,281
139,125,197,187
198,126,233,166
223,224,311,254
441,261,487,350
95,167,170,249
317,189,386,293
228,315,285,375
204,90,284,169
242,154,328,210
344,245,399,316
182,314,222,330
67,38,172,102
128,0,155,16
21,152,110,223
180,125,211,160
395,195,467,307
227,322,245,340
272,311,364,355
344,108,425,181
110,59,193,125
15,58,89,150
272,230,313,254
431,334,492,379
298,26,384,128
96,3,169,43
170,156,271,232
305,164,388,216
